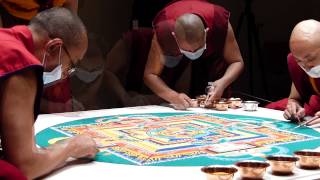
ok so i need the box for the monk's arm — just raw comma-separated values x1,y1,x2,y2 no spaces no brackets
0,69,95,179
221,21,244,87
144,34,179,102
288,83,303,104
283,83,304,120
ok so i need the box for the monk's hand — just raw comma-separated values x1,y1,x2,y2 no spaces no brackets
69,134,99,159
284,99,305,123
208,80,227,102
306,111,320,126
170,93,192,110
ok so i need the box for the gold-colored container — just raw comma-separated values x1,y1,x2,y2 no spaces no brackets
196,95,207,108
201,166,238,180
228,98,242,109
235,160,269,179
266,155,299,175
215,101,229,111
294,150,320,169
190,99,199,108
205,102,215,109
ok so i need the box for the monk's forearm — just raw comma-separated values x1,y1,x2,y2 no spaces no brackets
219,61,244,87
288,83,303,104
144,74,178,103
288,97,302,105
16,140,75,179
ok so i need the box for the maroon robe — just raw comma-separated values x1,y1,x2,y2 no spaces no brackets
0,25,43,117
42,77,72,113
0,25,42,179
0,160,27,180
152,0,231,97
265,53,320,116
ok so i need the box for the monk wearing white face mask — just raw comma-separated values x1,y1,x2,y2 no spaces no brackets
284,20,320,125
0,8,97,179
144,0,244,110
266,20,320,126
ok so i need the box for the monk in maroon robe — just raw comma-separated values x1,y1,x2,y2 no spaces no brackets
144,0,244,110
0,8,97,179
267,20,320,125
0,160,26,180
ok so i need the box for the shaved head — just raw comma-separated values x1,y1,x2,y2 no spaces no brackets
290,20,320,52
30,7,87,50
290,20,320,70
29,7,88,72
174,13,205,46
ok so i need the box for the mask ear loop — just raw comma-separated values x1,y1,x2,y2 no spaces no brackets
42,49,47,67
203,28,209,45
58,45,62,65
42,45,63,70
171,32,183,51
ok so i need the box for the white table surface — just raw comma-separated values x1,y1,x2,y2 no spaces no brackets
34,105,320,180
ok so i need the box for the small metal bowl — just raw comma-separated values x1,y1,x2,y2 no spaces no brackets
215,101,229,111
294,150,320,169
235,160,269,179
266,155,299,175
190,99,199,108
228,97,242,109
201,165,238,180
243,101,259,111
196,95,207,108
204,99,216,109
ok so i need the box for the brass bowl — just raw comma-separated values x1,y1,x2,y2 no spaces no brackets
196,95,207,108
228,98,242,109
205,102,215,109
215,101,229,111
266,155,299,175
235,160,269,179
294,150,320,169
201,166,238,180
190,99,199,108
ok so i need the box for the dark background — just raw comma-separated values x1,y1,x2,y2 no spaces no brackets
74,0,320,108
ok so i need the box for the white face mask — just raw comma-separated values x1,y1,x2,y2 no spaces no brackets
174,29,208,60
42,46,63,85
43,64,62,85
180,44,206,60
299,64,320,78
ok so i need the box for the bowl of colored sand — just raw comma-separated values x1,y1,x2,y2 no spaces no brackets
227,98,242,109
213,99,228,111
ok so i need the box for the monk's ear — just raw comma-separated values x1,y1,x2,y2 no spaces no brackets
45,38,63,55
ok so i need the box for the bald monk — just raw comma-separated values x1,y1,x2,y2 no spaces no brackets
0,0,79,113
282,20,320,125
0,8,97,179
144,0,244,110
